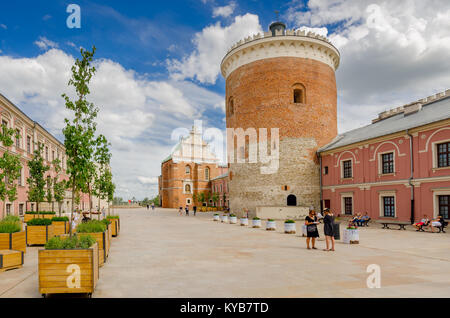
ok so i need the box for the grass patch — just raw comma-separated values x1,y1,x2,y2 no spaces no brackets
106,215,119,219
0,221,21,233
51,216,70,222
76,220,106,233
45,234,96,250
284,219,295,223
27,218,52,226
25,211,56,215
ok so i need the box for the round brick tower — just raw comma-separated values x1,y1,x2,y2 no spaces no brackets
221,22,340,217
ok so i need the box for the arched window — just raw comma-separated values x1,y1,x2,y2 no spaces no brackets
287,194,297,206
185,184,191,193
205,167,210,181
228,97,234,115
292,83,306,104
185,165,190,174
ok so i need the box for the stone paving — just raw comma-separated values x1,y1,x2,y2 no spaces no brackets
1,207,450,298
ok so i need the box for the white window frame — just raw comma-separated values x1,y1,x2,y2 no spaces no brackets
378,150,395,175
432,188,450,218
340,192,354,215
379,191,397,218
186,198,191,205
185,165,190,174
205,167,210,181
340,158,353,179
432,138,450,169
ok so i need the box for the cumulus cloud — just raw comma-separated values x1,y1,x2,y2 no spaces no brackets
0,49,224,199
34,36,59,50
212,2,236,18
167,13,263,84
286,0,450,132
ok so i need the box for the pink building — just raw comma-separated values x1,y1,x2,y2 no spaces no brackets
210,171,229,208
318,91,450,223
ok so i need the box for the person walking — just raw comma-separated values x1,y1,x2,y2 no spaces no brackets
193,205,197,216
305,210,319,249
151,203,155,210
179,206,183,216
146,204,149,210
185,205,189,216
323,208,335,252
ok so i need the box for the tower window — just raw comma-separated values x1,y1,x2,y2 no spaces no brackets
287,194,297,206
228,97,234,115
205,167,210,181
292,83,306,104
185,165,191,174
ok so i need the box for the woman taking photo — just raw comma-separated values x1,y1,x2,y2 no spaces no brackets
323,208,335,252
305,210,319,249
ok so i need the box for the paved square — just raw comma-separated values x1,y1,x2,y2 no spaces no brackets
1,208,449,298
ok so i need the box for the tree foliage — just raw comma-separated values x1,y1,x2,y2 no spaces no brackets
27,143,50,214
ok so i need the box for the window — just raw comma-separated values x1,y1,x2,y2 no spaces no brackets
343,160,352,178
30,203,34,212
52,150,55,161
439,195,450,219
324,166,329,175
343,197,353,215
292,83,306,104
27,136,31,153
437,142,450,168
228,97,234,115
205,167,210,181
15,129,20,148
45,147,49,161
382,152,394,174
383,196,395,217
220,184,223,193
6,204,11,216
287,194,297,206
185,165,190,174
185,184,191,193
18,168,22,186
19,204,24,216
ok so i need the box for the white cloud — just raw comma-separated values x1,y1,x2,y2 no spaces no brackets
212,2,236,18
0,49,224,199
0,24,6,30
34,36,59,50
286,0,450,133
167,13,263,84
137,176,159,185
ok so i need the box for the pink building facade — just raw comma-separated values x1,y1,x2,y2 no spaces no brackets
319,92,450,222
210,172,229,208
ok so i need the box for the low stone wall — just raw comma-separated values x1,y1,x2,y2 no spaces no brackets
255,206,309,220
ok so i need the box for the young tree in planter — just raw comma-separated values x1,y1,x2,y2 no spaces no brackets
52,159,66,216
27,143,50,215
92,134,112,213
105,168,115,215
62,46,99,235
198,192,205,207
46,176,53,211
212,192,219,207
0,124,22,218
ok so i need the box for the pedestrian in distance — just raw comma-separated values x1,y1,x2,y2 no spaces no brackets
151,203,155,210
305,209,320,249
323,208,335,252
146,204,149,210
179,206,183,216
185,205,189,216
193,205,197,216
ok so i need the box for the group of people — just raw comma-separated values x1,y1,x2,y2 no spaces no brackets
349,213,370,227
179,205,197,216
146,203,155,210
305,208,336,252
413,214,445,233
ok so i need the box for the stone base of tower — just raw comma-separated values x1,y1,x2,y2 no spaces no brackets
228,138,321,219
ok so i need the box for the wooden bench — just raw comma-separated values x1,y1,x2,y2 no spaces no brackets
0,250,24,272
376,220,410,230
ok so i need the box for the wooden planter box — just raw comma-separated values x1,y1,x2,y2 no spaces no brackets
78,231,109,266
53,221,69,237
0,250,24,272
24,214,55,222
26,225,54,246
107,223,112,246
109,219,120,237
0,231,26,253
38,242,99,297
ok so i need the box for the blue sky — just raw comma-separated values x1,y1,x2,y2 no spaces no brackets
1,0,449,199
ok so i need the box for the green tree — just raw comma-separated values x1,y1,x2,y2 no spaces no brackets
92,134,112,212
198,192,205,206
212,192,219,206
62,46,99,235
52,158,66,216
0,124,22,217
46,176,53,210
27,143,50,214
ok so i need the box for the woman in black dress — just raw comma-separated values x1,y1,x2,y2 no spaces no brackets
305,210,319,249
323,208,335,251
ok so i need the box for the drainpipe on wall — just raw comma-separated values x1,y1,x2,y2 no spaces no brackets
407,129,415,224
317,152,323,212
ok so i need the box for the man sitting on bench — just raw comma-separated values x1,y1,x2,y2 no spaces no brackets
360,213,371,227
413,215,430,231
428,215,446,233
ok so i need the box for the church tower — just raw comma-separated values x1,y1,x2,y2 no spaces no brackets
220,22,340,217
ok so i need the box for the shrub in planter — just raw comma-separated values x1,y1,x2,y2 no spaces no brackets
0,218,26,253
266,219,276,231
221,214,228,223
213,214,220,222
26,218,54,246
39,235,99,297
240,217,249,226
284,219,296,234
106,216,120,237
76,221,109,266
252,217,262,228
229,214,237,224
51,217,70,237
